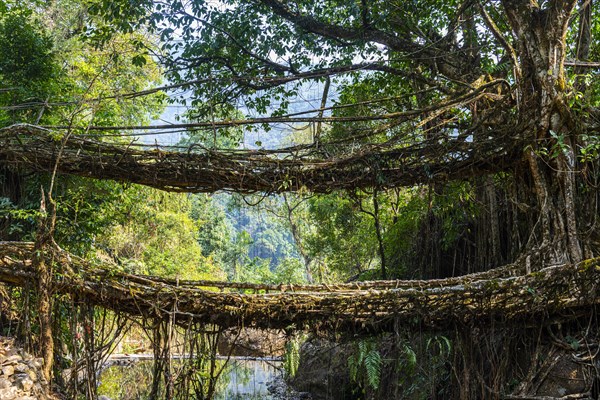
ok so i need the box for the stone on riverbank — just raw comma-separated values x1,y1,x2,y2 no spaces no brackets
0,337,53,400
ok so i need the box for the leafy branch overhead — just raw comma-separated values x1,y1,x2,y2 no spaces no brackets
76,0,600,268
1,1,600,397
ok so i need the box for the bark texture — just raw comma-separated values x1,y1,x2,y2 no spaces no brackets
1,242,598,334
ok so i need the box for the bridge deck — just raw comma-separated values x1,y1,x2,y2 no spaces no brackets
0,124,519,193
1,242,598,334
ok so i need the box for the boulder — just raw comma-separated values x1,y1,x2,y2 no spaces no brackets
14,375,33,392
289,340,358,400
534,352,589,397
0,386,18,400
218,328,286,357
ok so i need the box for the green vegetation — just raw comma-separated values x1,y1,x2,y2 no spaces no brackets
348,339,382,392
98,362,155,400
1,0,600,398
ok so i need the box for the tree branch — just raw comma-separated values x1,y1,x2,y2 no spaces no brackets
256,0,468,80
478,1,522,82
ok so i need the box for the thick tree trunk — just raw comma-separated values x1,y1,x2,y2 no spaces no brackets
503,0,583,264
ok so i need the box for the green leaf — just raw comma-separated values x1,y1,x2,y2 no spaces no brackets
131,54,147,67
364,350,381,389
565,335,580,351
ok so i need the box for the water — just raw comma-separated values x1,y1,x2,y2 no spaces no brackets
216,359,281,400
98,357,283,400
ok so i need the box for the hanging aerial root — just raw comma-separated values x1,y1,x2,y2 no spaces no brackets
0,124,521,193
0,242,598,334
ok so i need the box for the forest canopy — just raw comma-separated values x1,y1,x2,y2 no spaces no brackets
0,0,600,281
0,1,599,398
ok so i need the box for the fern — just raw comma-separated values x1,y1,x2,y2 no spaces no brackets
348,339,382,391
426,335,451,358
394,339,418,390
358,340,367,364
364,349,381,389
402,343,417,374
284,335,301,378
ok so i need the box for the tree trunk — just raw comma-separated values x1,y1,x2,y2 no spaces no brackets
33,191,55,383
574,0,592,90
283,195,314,283
372,190,387,280
150,322,164,400
503,0,583,264
36,256,54,382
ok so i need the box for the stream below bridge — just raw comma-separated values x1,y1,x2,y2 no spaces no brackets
97,356,307,400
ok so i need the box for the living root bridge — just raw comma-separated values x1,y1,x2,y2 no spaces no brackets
0,124,520,193
0,242,598,333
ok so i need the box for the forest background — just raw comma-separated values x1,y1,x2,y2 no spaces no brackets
0,0,444,287
1,0,600,398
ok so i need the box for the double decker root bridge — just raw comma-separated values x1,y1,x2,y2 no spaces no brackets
0,124,597,334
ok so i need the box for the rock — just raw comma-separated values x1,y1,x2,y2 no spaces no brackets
1,366,13,377
534,352,588,397
0,337,59,399
13,365,26,374
14,375,33,392
25,371,35,383
98,396,112,400
4,355,21,364
0,386,18,400
290,339,355,400
268,376,312,400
